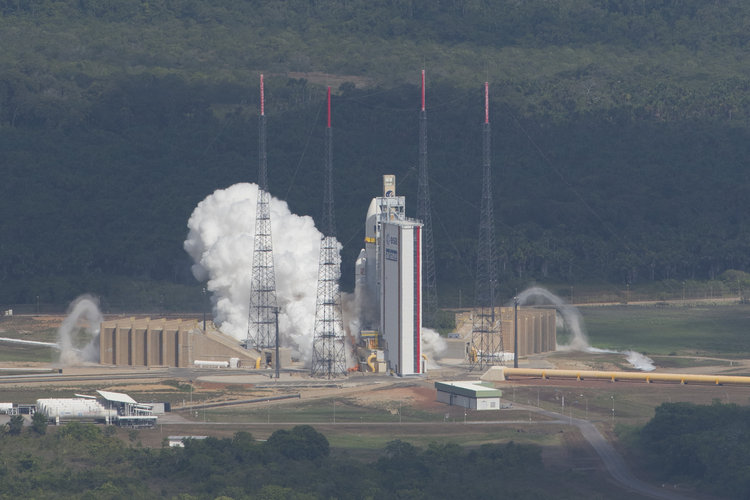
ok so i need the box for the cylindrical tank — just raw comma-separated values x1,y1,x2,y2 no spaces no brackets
193,360,229,368
36,398,117,421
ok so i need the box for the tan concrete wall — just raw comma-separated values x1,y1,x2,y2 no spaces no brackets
99,317,258,368
453,306,556,360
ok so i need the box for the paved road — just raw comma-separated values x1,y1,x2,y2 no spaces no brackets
525,403,690,500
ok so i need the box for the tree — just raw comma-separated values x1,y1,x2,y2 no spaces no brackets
7,414,23,435
31,410,47,435
265,425,329,460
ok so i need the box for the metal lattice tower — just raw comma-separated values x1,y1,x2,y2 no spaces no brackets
470,82,502,370
311,87,347,378
247,74,278,350
416,70,438,326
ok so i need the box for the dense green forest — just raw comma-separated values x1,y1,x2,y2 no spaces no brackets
2,0,750,308
0,422,563,499
2,404,748,499
638,401,750,498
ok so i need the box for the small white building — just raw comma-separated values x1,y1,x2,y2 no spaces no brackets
168,435,208,448
435,381,503,410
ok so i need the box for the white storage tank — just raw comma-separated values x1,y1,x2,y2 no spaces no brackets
193,360,230,368
36,398,117,423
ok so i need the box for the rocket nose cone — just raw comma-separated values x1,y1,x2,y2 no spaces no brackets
356,249,367,269
366,198,377,219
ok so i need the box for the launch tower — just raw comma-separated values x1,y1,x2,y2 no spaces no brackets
357,175,423,376
416,70,438,326
311,87,348,378
247,74,279,350
470,82,503,370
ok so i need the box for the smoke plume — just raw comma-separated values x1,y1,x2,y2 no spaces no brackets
185,183,351,364
57,295,102,365
516,287,655,371
421,327,446,368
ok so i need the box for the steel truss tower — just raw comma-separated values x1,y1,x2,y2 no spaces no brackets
416,70,438,326
311,87,347,378
471,82,503,370
247,74,279,350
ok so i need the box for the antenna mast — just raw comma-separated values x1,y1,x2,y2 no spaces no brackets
471,82,502,370
311,87,347,378
247,74,279,350
416,69,438,326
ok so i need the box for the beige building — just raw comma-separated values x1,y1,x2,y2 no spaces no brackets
99,317,260,368
453,306,556,358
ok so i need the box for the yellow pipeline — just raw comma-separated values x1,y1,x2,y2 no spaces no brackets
500,367,750,386
367,353,377,372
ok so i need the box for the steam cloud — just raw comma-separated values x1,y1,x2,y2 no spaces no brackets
185,183,353,364
516,287,655,371
57,295,102,365
421,328,447,368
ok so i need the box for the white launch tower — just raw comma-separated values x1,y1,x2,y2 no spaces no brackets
356,175,423,376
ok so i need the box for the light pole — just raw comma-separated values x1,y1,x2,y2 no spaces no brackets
202,287,207,331
580,394,588,418
610,395,615,424
274,307,280,379
513,296,519,368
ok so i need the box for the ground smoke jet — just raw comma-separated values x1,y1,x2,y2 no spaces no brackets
516,287,654,371
421,327,446,369
185,183,355,364
57,295,102,365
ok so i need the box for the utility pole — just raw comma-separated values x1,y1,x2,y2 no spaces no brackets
274,307,280,379
514,296,519,368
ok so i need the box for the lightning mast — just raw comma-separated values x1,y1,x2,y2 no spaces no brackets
247,74,278,350
311,87,347,378
470,82,502,370
416,69,438,326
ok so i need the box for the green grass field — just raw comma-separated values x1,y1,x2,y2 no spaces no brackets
578,303,750,357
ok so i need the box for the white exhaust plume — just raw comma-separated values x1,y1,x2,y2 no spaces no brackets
421,328,446,369
57,295,102,365
185,183,352,364
516,287,654,371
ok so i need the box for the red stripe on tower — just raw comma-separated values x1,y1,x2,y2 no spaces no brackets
421,69,425,112
260,74,265,116
484,81,489,124
415,226,421,373
327,86,331,128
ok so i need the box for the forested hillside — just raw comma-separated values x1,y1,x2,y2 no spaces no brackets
2,0,750,309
